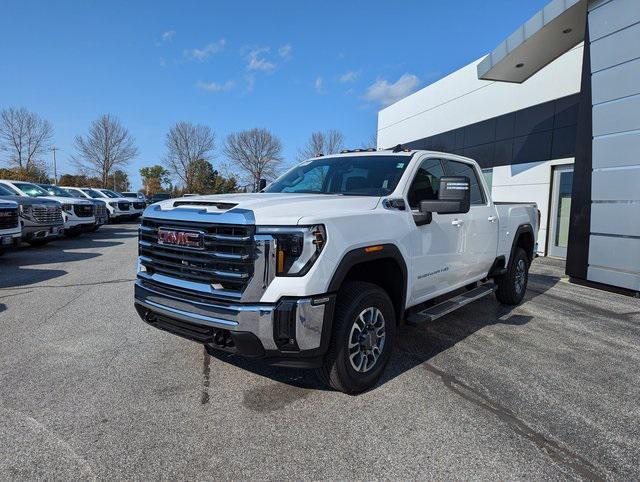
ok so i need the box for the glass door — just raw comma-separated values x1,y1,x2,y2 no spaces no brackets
548,165,574,258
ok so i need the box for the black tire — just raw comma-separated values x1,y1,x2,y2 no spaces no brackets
91,225,100,232
27,239,49,247
495,247,529,305
64,230,82,238
316,281,396,394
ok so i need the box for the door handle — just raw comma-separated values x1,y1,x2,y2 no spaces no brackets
488,216,498,223
451,219,464,227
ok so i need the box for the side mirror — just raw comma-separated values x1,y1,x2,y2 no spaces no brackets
420,176,471,215
258,179,267,191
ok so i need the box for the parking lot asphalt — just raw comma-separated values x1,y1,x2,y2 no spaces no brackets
1,223,639,480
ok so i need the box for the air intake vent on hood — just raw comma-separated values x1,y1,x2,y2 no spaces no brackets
173,201,238,210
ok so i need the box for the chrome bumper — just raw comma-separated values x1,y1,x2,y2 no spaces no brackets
134,278,334,357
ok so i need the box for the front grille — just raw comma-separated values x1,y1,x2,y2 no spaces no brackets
96,204,107,217
0,207,19,229
133,202,145,210
138,218,255,298
32,205,63,224
73,204,95,217
118,202,130,211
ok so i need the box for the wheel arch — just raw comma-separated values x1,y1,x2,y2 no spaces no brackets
510,224,535,266
328,244,408,323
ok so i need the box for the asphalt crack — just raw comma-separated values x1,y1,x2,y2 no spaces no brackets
422,362,605,481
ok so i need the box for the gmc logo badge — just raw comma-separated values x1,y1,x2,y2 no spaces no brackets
157,228,203,249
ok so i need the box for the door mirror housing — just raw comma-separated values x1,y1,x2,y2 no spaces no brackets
420,176,471,215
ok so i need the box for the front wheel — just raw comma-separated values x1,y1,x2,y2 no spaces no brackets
316,281,396,394
495,247,529,305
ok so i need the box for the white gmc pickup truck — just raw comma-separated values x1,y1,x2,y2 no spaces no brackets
134,149,538,393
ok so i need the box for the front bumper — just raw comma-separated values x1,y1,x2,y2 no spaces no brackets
134,278,335,368
22,222,63,240
0,231,21,249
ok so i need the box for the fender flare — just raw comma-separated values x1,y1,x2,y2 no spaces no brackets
509,224,534,267
327,243,408,316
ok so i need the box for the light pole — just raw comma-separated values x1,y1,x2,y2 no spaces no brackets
51,146,60,184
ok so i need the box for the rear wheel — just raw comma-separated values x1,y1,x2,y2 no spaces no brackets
317,281,396,394
495,247,529,305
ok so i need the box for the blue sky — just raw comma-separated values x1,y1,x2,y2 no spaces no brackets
0,0,550,189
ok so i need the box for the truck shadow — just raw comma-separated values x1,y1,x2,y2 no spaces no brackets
210,270,561,396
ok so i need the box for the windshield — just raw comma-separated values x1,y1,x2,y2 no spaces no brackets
152,193,170,200
122,192,138,199
40,185,72,197
265,155,411,196
0,184,17,196
64,188,85,198
13,182,50,197
102,190,120,198
82,189,103,199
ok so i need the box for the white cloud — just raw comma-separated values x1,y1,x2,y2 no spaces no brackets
339,70,359,83
278,44,292,60
363,74,421,106
161,30,175,43
314,76,325,94
196,80,235,92
184,39,226,61
247,48,276,72
245,74,255,93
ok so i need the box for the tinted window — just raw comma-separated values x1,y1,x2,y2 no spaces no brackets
82,189,103,199
0,184,17,196
407,158,445,209
13,182,50,197
266,155,410,197
64,188,85,197
443,160,485,205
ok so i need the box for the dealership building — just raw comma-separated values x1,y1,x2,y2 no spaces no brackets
377,0,640,294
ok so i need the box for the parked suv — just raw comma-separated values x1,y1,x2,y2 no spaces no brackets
37,184,105,235
60,187,108,231
122,191,149,208
0,199,21,255
67,187,131,222
134,150,539,393
0,183,63,246
0,180,95,237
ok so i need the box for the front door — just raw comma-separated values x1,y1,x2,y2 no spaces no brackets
548,165,574,258
406,158,466,302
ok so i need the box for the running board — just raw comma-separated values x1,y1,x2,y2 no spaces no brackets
407,284,497,325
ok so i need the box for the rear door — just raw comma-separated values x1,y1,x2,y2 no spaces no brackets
443,159,498,280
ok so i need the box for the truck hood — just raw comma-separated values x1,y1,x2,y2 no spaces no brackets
42,195,93,205
0,195,61,207
150,193,382,225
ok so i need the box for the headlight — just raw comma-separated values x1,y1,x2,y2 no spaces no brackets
19,204,33,217
256,225,326,276
109,202,118,208
62,203,73,213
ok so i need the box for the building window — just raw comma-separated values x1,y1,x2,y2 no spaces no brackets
482,168,493,193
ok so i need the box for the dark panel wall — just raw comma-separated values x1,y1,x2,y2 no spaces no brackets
565,22,592,281
402,93,580,169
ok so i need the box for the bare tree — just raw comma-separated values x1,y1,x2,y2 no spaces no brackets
296,129,344,161
73,114,138,187
224,128,283,191
0,107,54,171
163,122,216,191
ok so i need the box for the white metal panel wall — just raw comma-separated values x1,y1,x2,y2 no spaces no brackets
377,46,583,148
587,0,640,291
491,159,574,255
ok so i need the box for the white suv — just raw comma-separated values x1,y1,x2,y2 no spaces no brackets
0,180,95,237
67,187,131,222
